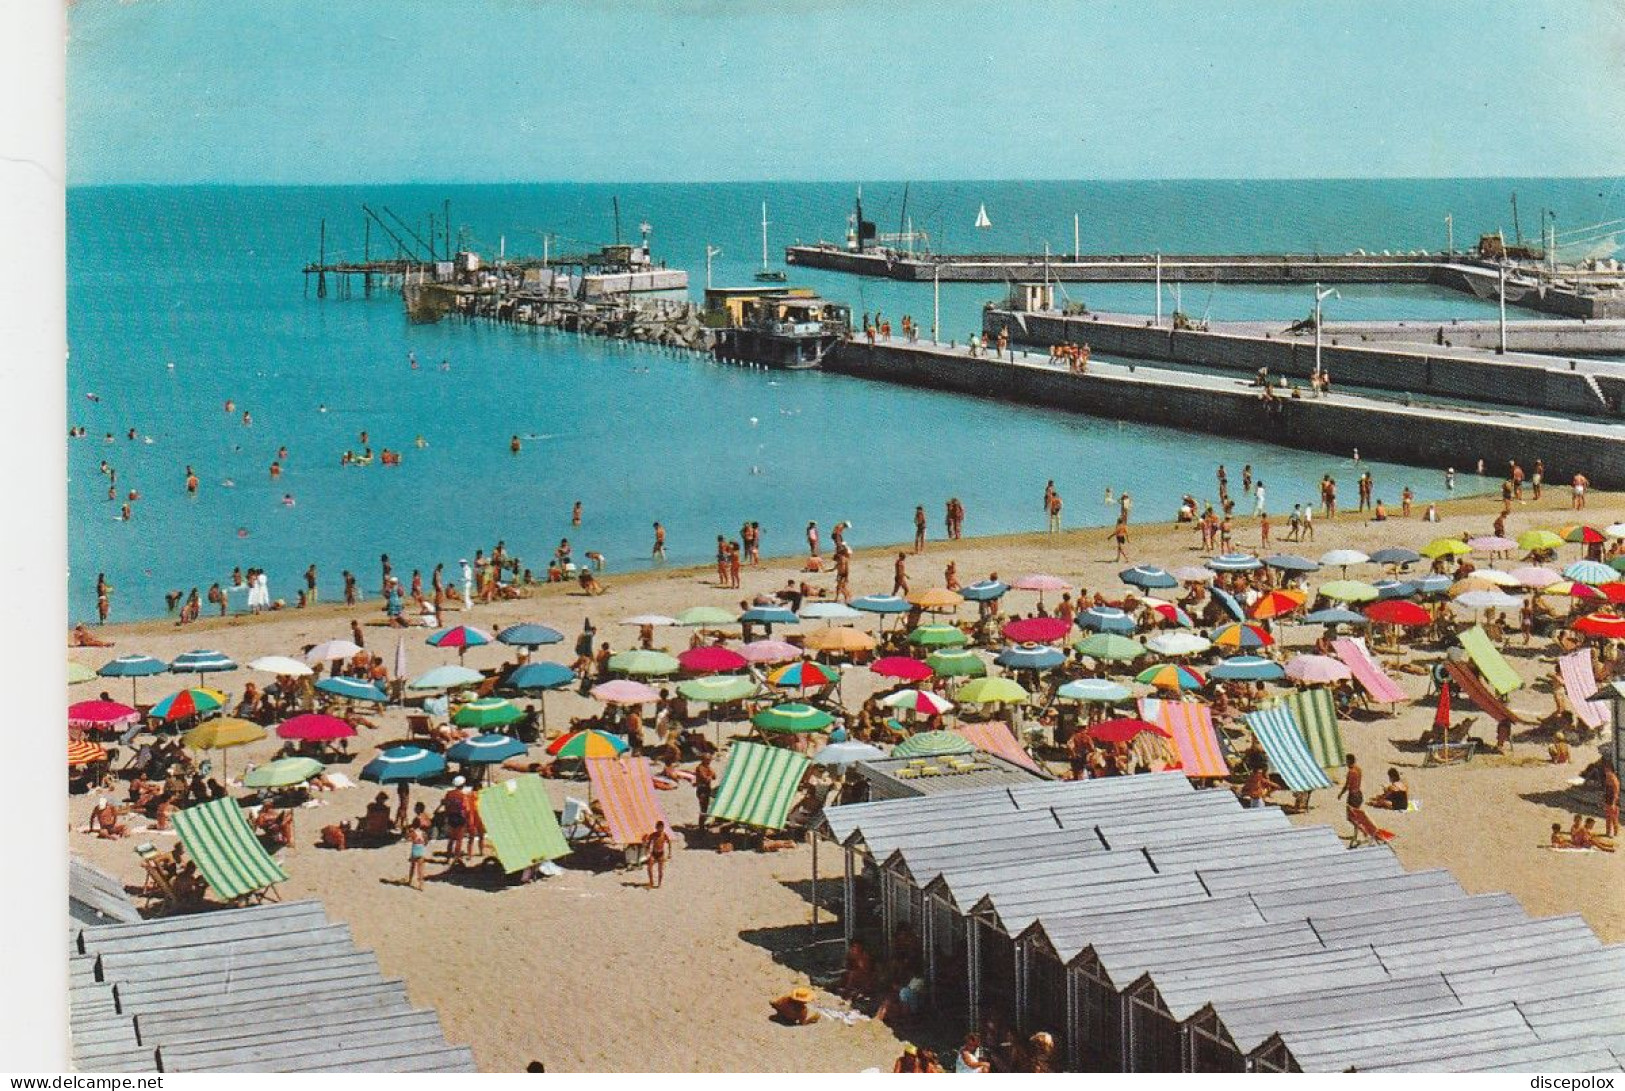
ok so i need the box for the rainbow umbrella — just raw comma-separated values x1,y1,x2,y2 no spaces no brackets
547,729,629,759
767,660,841,688
994,644,1067,671
925,649,988,678
1207,553,1263,572
908,624,969,648
1120,565,1178,589
960,579,1009,602
452,697,524,728
276,713,356,742
1135,663,1206,691
753,703,835,734
68,739,107,767
169,649,237,686
150,688,226,722
427,625,493,661
1561,525,1606,545
1211,622,1274,650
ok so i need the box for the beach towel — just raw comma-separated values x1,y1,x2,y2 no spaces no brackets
708,741,810,832
1558,651,1609,731
476,774,572,873
1333,637,1408,706
1138,697,1228,778
1283,687,1345,770
1458,625,1523,695
1245,705,1332,792
954,721,1041,772
586,755,669,846
171,798,288,902
1444,661,1529,725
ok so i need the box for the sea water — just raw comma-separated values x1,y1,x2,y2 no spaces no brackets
69,179,1620,619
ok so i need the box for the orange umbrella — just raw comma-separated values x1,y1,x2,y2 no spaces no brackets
1249,589,1308,620
68,739,107,767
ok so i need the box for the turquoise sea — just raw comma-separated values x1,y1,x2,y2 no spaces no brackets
68,179,1622,620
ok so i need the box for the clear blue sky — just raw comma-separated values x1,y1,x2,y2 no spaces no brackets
68,0,1625,184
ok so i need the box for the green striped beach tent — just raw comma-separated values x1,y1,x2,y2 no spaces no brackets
1458,625,1523,696
171,797,288,903
708,741,810,832
1283,687,1344,770
1245,705,1331,793
477,774,571,874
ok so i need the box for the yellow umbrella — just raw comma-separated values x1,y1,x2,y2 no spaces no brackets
907,587,964,611
182,717,268,778
802,626,878,653
1420,537,1472,559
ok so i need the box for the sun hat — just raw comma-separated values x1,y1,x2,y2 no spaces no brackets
453,775,466,787
789,986,815,1003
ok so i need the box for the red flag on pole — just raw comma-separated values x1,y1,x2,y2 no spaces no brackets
1433,681,1451,728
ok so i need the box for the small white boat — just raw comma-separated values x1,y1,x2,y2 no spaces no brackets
975,203,992,229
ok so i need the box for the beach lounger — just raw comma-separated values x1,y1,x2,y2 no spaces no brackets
1245,705,1332,804
1558,650,1609,733
1457,625,1523,696
1333,637,1408,709
1444,661,1530,726
1138,697,1228,778
585,755,667,847
171,799,288,906
954,721,1042,773
1282,687,1345,770
475,774,571,874
1425,737,1478,765
706,741,810,833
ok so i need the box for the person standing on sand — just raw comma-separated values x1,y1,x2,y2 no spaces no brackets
694,754,717,828
893,552,910,597
405,823,427,890
834,549,851,602
913,506,927,553
806,521,820,558
460,558,473,610
304,564,318,604
96,573,111,625
1109,518,1129,562
1047,490,1063,534
1574,473,1589,510
644,820,672,888
1604,763,1620,839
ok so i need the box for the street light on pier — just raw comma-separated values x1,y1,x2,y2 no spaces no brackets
706,245,723,291
1313,283,1339,380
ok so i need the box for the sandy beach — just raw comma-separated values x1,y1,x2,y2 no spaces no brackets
67,486,1623,1072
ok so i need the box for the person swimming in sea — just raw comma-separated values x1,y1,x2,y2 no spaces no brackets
282,494,295,507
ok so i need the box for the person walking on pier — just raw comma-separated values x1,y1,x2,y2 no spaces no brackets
913,506,927,553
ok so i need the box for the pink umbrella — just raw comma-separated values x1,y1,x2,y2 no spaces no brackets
1012,574,1071,592
1468,536,1517,554
1003,617,1071,643
276,713,357,742
1284,654,1353,684
739,639,800,665
871,656,934,682
1510,566,1562,589
68,700,139,735
591,679,660,705
678,646,749,674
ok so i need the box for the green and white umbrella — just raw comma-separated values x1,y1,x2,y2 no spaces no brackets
752,703,835,734
452,697,524,728
892,730,975,759
925,649,988,678
242,756,326,789
676,674,759,703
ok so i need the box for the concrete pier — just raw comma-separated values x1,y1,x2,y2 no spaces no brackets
824,338,1625,487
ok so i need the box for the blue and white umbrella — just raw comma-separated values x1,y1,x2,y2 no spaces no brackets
506,662,575,690
170,649,237,675
1119,566,1178,590
1263,554,1321,573
97,653,168,704
1303,607,1367,626
1210,587,1247,621
1210,655,1287,681
1372,580,1417,600
1057,678,1132,702
960,579,1010,602
1207,553,1263,572
800,601,864,621
1565,560,1617,585
994,644,1067,671
739,605,800,625
316,676,389,703
446,733,528,765
1370,547,1422,567
851,594,910,614
361,745,446,784
497,623,565,648
1077,606,1136,634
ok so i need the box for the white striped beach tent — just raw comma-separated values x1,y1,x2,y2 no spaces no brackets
1245,705,1332,792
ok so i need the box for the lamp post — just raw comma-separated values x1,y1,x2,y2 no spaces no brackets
705,245,723,291
1445,213,1453,258
1497,259,1508,355
1155,252,1163,327
932,262,940,343
1313,283,1339,380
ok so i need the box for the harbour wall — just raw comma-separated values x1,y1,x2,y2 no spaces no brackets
1308,318,1625,356
824,340,1625,488
983,309,1625,419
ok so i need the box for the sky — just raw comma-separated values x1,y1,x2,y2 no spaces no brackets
66,0,1625,184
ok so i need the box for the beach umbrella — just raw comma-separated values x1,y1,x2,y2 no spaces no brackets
315,676,389,704
447,732,528,765
1143,601,1195,628
242,756,326,789
1211,622,1274,650
1284,655,1352,684
1517,529,1565,552
1003,617,1071,644
591,679,659,705
1209,656,1287,682
925,650,988,679
908,624,969,648
1468,536,1517,554
871,656,935,682
246,655,313,678
276,713,356,742
96,653,168,705
1303,607,1367,626
956,677,1030,704
1420,538,1473,559
739,639,801,664
767,660,841,688
960,579,1009,602
1088,718,1171,744
1135,663,1206,691
408,664,484,691
1371,580,1417,600
1206,553,1262,572
1413,574,1454,596
1473,569,1520,587
1542,580,1605,601
1598,583,1625,604
1561,524,1606,545
608,649,681,677
1318,549,1369,574
1077,606,1136,634
362,745,447,783
1170,566,1215,583
1057,678,1132,702
452,697,524,728
674,606,736,627
1120,565,1178,590
1249,589,1308,619
622,614,679,628
994,644,1066,671
811,741,886,770
882,689,955,715
304,639,362,665
1605,523,1625,540
151,687,226,722
1511,566,1563,589
68,700,139,729
1210,587,1247,621
1263,554,1321,574
907,587,964,610
1318,580,1380,604
800,601,864,621
169,649,238,685
1573,612,1625,639
850,594,910,614
678,646,749,674
497,623,565,647
753,703,835,734
1364,600,1431,627
182,716,265,751
802,626,877,654
1369,547,1423,567
891,730,974,759
1565,560,1617,585
740,605,800,626
68,661,97,685
506,662,575,691
1072,632,1146,661
1012,573,1070,592
676,674,759,703
68,739,107,767
1453,589,1523,611
427,625,493,661
1146,631,1212,657
1448,575,1499,596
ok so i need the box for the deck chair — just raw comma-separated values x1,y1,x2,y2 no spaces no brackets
134,844,199,916
170,798,288,906
406,714,435,744
560,797,602,842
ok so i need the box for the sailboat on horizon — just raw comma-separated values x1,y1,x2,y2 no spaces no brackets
754,201,788,282
975,203,992,229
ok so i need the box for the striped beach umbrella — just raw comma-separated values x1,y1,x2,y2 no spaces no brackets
850,594,910,614
1573,612,1625,639
97,653,168,704
881,689,955,715
314,676,389,704
242,756,326,789
427,625,493,661
1135,663,1206,691
891,730,974,759
1077,606,1136,634
362,745,447,783
994,644,1066,671
169,649,237,685
447,732,528,764
767,660,841,688
150,687,226,722
1264,554,1321,573
1211,622,1274,650
676,674,759,703
1565,560,1617,585
1207,553,1263,572
1119,565,1179,590
925,649,987,679
68,739,107,767
960,579,1009,602
275,713,356,742
452,697,524,728
547,729,628,759
871,656,934,682
752,703,835,734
